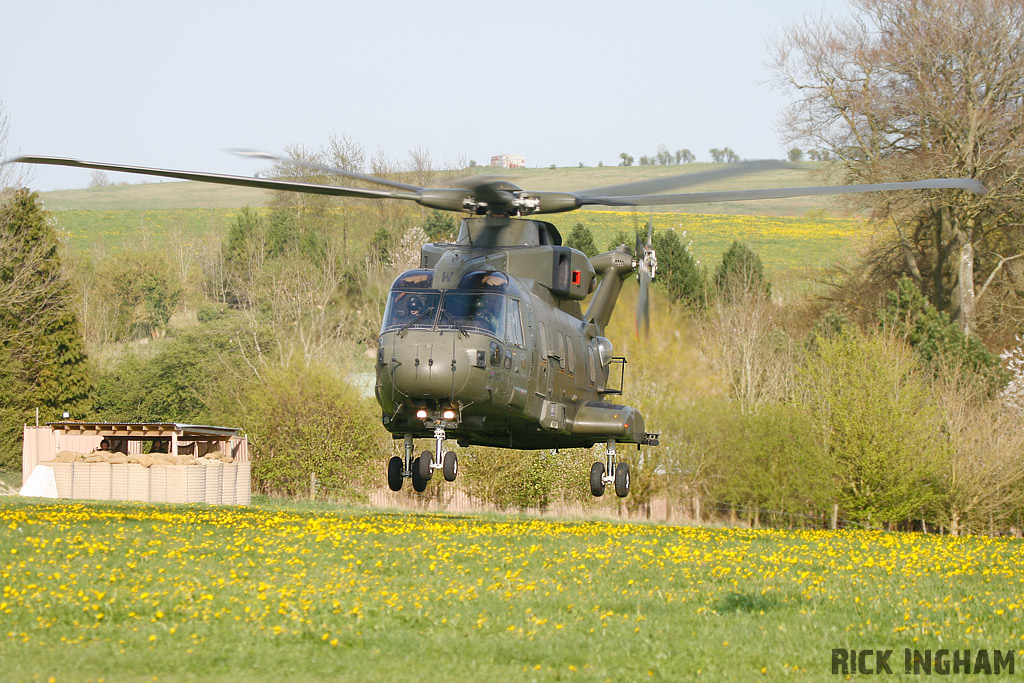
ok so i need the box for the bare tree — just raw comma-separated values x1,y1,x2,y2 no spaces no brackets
325,133,365,174
698,270,793,410
934,365,1024,535
769,0,1024,334
88,170,111,188
0,101,31,190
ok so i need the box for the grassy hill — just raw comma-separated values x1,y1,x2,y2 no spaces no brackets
39,162,872,295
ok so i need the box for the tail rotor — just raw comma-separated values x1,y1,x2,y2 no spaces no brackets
634,218,657,336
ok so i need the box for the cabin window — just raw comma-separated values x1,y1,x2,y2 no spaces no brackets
506,300,525,347
438,293,505,337
564,334,575,375
382,291,441,331
539,321,549,358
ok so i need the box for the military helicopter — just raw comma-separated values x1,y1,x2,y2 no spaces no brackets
7,152,984,497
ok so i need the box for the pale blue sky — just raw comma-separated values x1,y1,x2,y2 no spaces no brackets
1,0,845,191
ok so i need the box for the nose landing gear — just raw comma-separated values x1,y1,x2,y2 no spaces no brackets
386,429,459,492
589,439,630,498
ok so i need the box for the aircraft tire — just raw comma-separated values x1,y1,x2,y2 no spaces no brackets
590,462,605,497
419,451,433,480
411,457,429,492
387,456,404,492
443,451,458,482
614,462,630,498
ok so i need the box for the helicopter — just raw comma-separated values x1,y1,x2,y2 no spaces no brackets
6,152,984,497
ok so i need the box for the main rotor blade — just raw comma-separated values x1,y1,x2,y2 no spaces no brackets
8,156,421,202
577,177,986,208
577,160,790,198
228,148,424,193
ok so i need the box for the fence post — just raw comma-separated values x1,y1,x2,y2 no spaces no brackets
693,494,701,524
310,471,317,501
831,503,838,530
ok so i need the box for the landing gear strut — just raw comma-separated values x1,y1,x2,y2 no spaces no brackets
386,429,459,491
590,439,629,498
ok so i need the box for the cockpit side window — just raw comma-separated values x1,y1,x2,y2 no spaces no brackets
506,300,524,347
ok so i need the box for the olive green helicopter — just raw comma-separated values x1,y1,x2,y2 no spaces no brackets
6,152,984,497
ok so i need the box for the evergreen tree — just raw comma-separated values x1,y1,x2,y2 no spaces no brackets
565,222,597,257
651,228,705,309
0,189,91,466
714,240,771,299
878,276,1006,392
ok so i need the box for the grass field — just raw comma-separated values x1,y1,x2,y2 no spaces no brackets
1,498,1022,681
37,161,874,295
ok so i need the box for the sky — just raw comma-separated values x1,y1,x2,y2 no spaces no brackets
1,0,845,191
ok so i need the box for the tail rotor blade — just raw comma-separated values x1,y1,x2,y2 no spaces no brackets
636,268,651,337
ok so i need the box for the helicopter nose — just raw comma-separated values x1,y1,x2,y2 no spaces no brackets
377,330,487,406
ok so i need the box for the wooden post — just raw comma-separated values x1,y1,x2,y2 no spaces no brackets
830,503,839,530
310,471,317,501
692,494,701,524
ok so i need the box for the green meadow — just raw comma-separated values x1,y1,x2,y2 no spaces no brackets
1,498,1021,681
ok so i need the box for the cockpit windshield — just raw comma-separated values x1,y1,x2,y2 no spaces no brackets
439,293,505,337
381,269,511,338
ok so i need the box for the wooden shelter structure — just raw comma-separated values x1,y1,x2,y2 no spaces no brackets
22,421,248,485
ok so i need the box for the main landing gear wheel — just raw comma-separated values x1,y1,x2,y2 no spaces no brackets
590,462,606,497
443,451,458,482
387,456,403,492
411,456,429,492
418,451,433,481
614,462,630,498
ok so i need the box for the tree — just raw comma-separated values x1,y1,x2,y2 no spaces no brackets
651,228,704,309
655,144,673,165
709,147,739,164
675,149,695,164
788,148,804,162
770,0,1024,335
423,210,457,243
0,190,91,466
0,102,30,190
801,329,948,525
88,170,111,188
878,276,1005,392
565,222,597,257
619,152,634,167
93,251,184,340
714,240,771,299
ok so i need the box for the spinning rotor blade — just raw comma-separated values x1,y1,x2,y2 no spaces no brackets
578,160,789,198
634,218,655,337
8,155,420,202
577,177,986,208
227,148,424,193
6,154,986,218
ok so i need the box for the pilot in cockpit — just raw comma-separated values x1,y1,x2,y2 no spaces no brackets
470,295,501,331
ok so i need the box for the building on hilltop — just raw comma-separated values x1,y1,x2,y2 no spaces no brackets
490,153,525,168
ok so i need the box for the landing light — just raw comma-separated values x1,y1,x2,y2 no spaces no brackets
416,409,428,419
442,409,456,420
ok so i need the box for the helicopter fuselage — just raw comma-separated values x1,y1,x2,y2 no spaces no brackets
374,216,654,451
